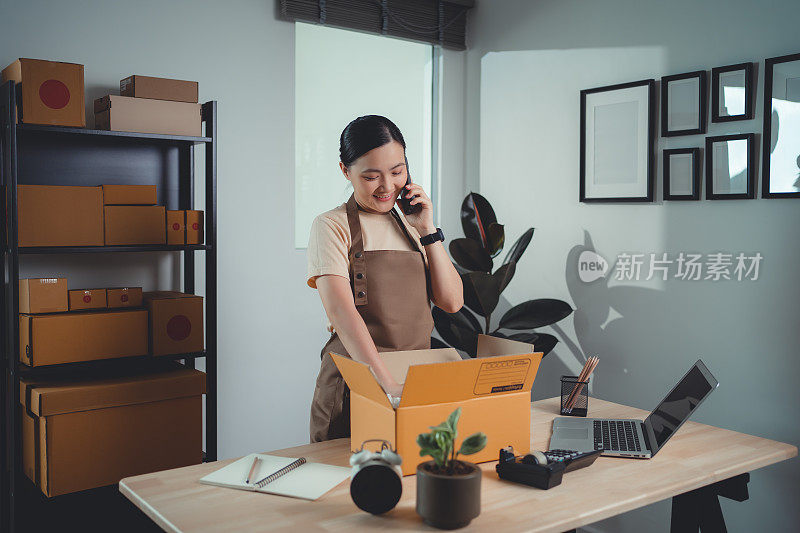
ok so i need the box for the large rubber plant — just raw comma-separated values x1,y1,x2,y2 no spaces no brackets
432,193,572,357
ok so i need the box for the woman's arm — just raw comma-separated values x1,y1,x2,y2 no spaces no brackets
316,275,403,397
401,183,464,313
421,237,464,313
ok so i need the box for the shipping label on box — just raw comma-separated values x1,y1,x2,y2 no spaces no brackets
107,287,143,308
68,289,107,311
104,205,166,245
166,210,185,245
19,278,68,314
1,58,85,127
18,185,104,247
332,335,543,475
144,291,203,356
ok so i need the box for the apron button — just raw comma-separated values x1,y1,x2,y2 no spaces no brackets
355,252,362,258
357,291,365,298
356,273,364,279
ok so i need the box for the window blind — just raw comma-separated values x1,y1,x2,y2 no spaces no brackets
279,0,475,50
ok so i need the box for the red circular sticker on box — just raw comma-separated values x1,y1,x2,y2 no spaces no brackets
192,223,199,230
166,315,192,341
172,223,181,231
83,295,91,303
39,79,71,109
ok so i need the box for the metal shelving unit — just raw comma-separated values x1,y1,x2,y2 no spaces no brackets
0,80,217,533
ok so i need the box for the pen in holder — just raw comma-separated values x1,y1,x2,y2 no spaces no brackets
560,375,589,417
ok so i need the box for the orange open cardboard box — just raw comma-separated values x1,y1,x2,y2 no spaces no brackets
332,335,543,475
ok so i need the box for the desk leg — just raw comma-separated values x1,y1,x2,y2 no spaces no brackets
670,473,749,533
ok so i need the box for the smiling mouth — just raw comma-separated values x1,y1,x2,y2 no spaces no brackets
373,192,395,201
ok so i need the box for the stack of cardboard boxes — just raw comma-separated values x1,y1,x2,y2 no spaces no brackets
17,183,203,247
18,277,205,496
2,58,209,499
1,59,202,138
95,75,201,136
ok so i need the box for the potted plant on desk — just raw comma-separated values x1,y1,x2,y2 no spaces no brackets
416,407,487,529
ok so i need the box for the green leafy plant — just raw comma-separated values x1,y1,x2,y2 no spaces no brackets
432,192,573,357
416,407,487,474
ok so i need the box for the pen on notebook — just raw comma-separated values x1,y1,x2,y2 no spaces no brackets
245,457,261,484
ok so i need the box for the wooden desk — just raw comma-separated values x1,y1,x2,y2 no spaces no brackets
120,398,797,532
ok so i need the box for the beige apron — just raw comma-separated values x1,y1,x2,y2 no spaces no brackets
309,194,434,442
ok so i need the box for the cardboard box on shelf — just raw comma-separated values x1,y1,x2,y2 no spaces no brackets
107,287,143,308
332,335,543,475
120,75,198,103
144,291,203,356
18,185,104,247
19,278,68,314
102,184,157,205
1,58,85,127
94,95,201,137
186,210,204,244
166,210,185,245
19,309,148,367
20,366,205,497
104,205,166,245
68,289,107,311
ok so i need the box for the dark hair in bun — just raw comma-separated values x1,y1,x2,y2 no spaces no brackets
339,115,406,167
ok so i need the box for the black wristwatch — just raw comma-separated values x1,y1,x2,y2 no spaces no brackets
420,228,445,246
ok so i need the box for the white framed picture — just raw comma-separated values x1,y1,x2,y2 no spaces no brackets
580,79,655,202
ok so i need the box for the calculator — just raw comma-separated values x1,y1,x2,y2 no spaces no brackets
543,449,602,472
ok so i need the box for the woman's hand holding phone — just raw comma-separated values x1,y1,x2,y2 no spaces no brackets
398,180,436,236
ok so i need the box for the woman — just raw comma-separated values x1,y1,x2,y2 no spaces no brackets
307,115,463,442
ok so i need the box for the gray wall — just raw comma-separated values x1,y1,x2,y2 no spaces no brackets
0,0,466,461
465,1,799,531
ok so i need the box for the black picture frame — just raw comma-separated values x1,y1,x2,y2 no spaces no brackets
663,148,701,201
762,52,800,199
661,70,707,137
711,62,754,123
705,133,755,200
580,79,656,203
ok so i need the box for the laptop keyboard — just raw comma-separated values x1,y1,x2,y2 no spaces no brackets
593,420,641,452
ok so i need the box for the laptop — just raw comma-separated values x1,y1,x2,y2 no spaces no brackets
549,359,718,458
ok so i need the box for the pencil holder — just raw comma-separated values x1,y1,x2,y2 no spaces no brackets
560,375,589,417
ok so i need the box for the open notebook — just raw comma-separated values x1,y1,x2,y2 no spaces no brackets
199,454,351,501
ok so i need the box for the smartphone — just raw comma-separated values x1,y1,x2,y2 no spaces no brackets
398,162,423,215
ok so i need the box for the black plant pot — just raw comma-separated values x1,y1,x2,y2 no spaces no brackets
416,460,481,529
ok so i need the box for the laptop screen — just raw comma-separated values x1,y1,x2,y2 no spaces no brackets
644,364,716,449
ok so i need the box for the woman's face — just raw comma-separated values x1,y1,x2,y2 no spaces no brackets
341,140,407,214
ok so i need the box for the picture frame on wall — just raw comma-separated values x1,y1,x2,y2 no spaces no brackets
762,52,800,198
664,148,701,200
661,70,707,136
711,62,754,122
705,133,756,200
580,79,656,203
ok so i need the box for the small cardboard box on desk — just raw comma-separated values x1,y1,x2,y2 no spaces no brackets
333,335,543,475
